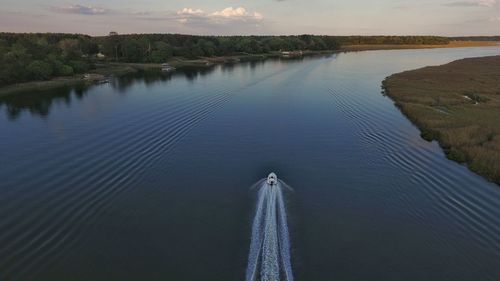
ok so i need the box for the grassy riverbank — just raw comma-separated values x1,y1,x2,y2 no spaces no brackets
341,40,500,51
383,55,500,184
0,75,106,97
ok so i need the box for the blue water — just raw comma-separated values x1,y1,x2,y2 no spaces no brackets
1,47,500,281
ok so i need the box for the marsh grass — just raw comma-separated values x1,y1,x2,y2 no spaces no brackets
383,55,500,184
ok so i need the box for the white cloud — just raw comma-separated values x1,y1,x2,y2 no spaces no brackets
45,5,266,34
211,7,263,21
212,7,248,17
51,4,108,15
177,8,204,15
176,6,264,24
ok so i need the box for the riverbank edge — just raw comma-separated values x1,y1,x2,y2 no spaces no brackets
0,50,322,97
1,40,499,97
381,56,500,185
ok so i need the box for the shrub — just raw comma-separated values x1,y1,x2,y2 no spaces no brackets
68,60,90,73
446,148,467,163
59,65,74,76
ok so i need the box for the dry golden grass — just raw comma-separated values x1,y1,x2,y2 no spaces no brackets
342,41,500,51
383,55,500,184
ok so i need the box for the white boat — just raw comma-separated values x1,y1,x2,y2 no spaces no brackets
267,172,278,186
161,63,176,72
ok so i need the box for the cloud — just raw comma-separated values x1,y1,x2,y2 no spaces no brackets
446,0,498,7
44,5,266,34
211,7,263,20
176,7,264,25
177,8,204,15
51,4,108,15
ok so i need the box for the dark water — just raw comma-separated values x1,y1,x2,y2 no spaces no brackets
1,47,500,281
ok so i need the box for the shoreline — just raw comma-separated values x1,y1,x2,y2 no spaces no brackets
0,75,110,97
0,51,332,97
1,41,499,97
383,55,500,185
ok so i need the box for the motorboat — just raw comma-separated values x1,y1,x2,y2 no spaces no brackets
161,63,176,72
267,173,278,186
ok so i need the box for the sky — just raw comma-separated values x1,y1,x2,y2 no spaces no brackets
0,0,499,36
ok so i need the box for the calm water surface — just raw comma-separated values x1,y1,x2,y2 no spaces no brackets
1,47,500,281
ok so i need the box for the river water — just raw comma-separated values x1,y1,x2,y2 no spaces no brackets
1,47,499,281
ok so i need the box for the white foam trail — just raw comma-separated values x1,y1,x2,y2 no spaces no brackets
261,186,280,281
277,185,293,281
246,181,294,281
246,186,267,281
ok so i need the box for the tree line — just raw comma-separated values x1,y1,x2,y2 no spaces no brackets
0,33,98,87
95,34,342,62
335,36,451,45
1,32,492,87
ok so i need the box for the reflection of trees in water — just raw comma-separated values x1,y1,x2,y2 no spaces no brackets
0,83,91,120
109,70,173,93
0,68,219,120
110,67,217,91
1,55,338,121
221,63,236,74
179,66,214,82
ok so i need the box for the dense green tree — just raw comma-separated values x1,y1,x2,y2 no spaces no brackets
59,39,82,60
26,60,53,80
68,60,90,73
0,39,8,54
198,39,216,56
101,33,121,60
59,65,74,76
1,48,32,84
79,38,99,55
310,37,327,50
265,37,287,50
216,37,235,55
122,39,143,62
150,42,173,63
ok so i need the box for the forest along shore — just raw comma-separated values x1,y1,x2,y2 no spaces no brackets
2,42,498,97
0,50,333,97
383,55,500,185
1,32,499,96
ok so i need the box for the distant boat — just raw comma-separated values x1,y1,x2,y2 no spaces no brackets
281,50,303,58
83,73,110,84
161,63,176,72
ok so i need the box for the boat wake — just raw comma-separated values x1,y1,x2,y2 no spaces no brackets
246,173,293,281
